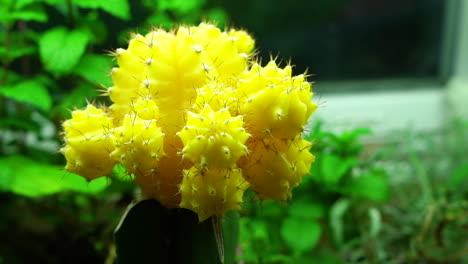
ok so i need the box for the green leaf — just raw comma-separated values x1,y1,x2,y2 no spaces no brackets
0,117,40,131
0,69,21,84
451,163,468,185
321,154,357,185
205,8,228,28
100,0,130,20
264,254,293,263
0,160,14,191
115,199,227,264
5,5,48,22
343,170,390,201
77,12,108,44
158,0,206,14
260,200,283,217
330,198,350,246
288,200,325,220
0,46,36,61
39,27,89,76
111,164,131,181
240,218,269,243
55,81,96,118
15,0,36,10
147,13,173,29
74,0,130,20
281,217,321,255
0,80,52,111
344,127,372,141
72,54,112,86
0,155,107,197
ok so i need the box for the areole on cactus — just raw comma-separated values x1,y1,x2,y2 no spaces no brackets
60,22,317,222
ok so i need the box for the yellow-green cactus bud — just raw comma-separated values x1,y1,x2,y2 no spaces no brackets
177,106,249,169
238,61,317,139
179,167,248,222
111,114,165,176
60,23,317,221
241,137,314,201
60,105,116,180
193,83,239,118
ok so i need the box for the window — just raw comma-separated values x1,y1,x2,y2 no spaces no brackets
220,0,466,134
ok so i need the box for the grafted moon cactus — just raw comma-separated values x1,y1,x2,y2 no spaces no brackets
61,23,317,221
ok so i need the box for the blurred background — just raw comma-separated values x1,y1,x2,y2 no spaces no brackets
0,0,467,263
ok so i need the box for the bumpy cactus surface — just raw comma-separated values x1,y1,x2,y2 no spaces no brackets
61,23,317,221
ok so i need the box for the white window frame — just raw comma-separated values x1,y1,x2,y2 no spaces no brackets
311,0,468,138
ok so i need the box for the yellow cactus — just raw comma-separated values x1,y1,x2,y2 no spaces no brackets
177,106,249,168
180,167,248,222
60,22,317,221
61,105,116,180
240,137,314,201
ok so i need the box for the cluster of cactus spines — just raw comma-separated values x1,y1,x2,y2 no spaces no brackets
60,22,317,221
177,106,250,221
61,105,116,180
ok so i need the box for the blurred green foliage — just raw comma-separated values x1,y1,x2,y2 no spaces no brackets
238,120,468,264
0,1,227,262
238,123,391,264
0,1,467,263
0,0,227,189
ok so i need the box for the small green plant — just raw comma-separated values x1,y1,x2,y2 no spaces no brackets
238,120,468,264
376,120,468,264
238,121,390,264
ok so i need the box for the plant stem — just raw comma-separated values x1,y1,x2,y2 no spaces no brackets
408,149,433,204
212,217,225,264
1,23,12,85
66,0,75,29
18,20,31,76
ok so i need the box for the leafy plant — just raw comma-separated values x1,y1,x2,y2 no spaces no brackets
0,1,229,263
0,0,228,196
238,121,390,263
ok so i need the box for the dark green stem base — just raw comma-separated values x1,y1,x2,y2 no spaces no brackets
114,199,239,264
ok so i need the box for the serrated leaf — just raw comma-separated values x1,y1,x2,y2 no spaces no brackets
74,0,130,20
39,27,89,76
281,217,321,255
73,54,112,86
0,155,107,197
0,80,52,111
